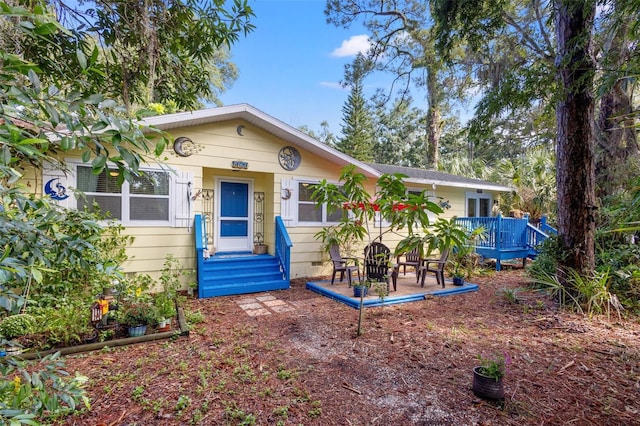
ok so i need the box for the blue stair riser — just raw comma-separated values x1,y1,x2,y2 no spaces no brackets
201,271,285,286
205,257,279,269
202,280,289,297
198,253,289,298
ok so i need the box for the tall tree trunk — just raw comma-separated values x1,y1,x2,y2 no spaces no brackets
426,64,442,169
596,78,639,199
554,0,596,274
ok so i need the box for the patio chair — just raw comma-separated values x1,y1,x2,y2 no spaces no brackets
418,248,450,288
329,245,360,287
396,247,421,277
364,242,398,292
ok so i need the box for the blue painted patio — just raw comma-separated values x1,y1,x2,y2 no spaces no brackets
306,274,479,309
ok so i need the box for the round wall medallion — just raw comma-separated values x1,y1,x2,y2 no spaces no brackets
278,146,301,171
173,137,196,157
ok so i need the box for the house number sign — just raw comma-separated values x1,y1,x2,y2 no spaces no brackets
232,160,249,170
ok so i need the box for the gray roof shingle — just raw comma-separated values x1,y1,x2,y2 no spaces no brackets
366,163,512,192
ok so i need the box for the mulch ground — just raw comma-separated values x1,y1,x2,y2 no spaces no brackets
60,268,640,425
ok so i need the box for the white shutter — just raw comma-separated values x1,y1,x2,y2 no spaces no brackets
173,170,194,228
42,163,75,209
280,178,295,226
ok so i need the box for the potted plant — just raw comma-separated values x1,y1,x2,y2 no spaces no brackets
352,280,370,297
154,293,175,332
472,352,511,400
121,302,158,337
452,262,465,286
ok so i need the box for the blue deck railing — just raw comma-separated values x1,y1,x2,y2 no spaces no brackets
454,215,556,270
455,215,529,250
275,216,293,282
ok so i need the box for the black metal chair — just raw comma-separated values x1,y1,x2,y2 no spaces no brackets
418,248,450,288
396,247,421,277
364,242,398,291
329,245,360,286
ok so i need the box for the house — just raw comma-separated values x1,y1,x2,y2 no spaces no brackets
40,104,513,297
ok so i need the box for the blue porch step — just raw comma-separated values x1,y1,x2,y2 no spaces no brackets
198,253,290,298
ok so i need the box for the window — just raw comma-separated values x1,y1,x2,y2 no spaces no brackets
465,191,492,217
297,182,343,224
76,166,171,224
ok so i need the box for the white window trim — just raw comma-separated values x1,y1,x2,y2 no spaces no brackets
70,161,177,227
465,191,493,217
294,179,345,226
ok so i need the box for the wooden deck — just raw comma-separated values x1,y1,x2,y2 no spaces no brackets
306,273,479,308
455,215,555,271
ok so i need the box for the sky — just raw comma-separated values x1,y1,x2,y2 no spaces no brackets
218,0,398,136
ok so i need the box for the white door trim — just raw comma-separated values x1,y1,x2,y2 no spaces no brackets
214,177,254,252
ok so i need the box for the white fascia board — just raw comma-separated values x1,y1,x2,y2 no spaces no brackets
140,104,381,178
403,177,513,192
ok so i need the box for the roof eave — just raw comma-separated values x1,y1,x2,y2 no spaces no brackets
404,177,513,192
140,104,381,178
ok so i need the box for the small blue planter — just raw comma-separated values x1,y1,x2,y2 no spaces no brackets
353,285,368,297
128,325,147,337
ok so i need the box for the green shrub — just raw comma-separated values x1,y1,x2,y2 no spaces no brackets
527,236,566,282
0,314,36,339
0,352,89,424
30,304,94,349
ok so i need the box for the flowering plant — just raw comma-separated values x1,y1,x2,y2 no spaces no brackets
476,351,512,381
121,302,158,326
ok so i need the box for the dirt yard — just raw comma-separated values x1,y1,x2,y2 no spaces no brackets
61,269,640,425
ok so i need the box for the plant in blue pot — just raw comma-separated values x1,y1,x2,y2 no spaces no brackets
122,302,158,337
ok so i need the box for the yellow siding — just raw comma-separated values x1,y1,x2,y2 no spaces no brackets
28,116,506,289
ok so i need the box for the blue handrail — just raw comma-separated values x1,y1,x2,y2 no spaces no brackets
275,216,293,282
194,214,206,298
539,216,558,236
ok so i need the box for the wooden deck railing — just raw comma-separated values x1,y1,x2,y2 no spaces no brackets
275,216,293,282
455,215,529,250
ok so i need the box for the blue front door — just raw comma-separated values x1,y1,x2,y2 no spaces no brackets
216,180,252,252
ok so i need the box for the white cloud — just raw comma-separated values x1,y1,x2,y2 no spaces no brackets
330,35,371,58
319,81,344,90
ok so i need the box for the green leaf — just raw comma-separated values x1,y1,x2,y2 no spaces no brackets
91,121,109,132
91,155,107,171
60,136,75,150
34,22,58,35
76,49,87,70
85,94,104,105
27,69,40,91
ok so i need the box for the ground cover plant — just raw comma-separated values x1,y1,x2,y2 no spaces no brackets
57,269,640,425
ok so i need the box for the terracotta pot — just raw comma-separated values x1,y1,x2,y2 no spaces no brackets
472,366,504,400
253,244,268,254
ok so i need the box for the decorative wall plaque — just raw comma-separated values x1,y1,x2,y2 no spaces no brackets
278,146,301,171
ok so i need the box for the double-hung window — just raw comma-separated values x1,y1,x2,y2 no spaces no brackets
297,182,343,225
76,166,171,224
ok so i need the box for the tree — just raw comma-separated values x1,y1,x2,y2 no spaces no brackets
2,0,254,113
553,0,597,273
372,95,428,167
594,0,640,198
298,121,338,147
431,0,597,273
325,0,452,168
312,165,447,336
335,54,375,161
0,1,252,290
